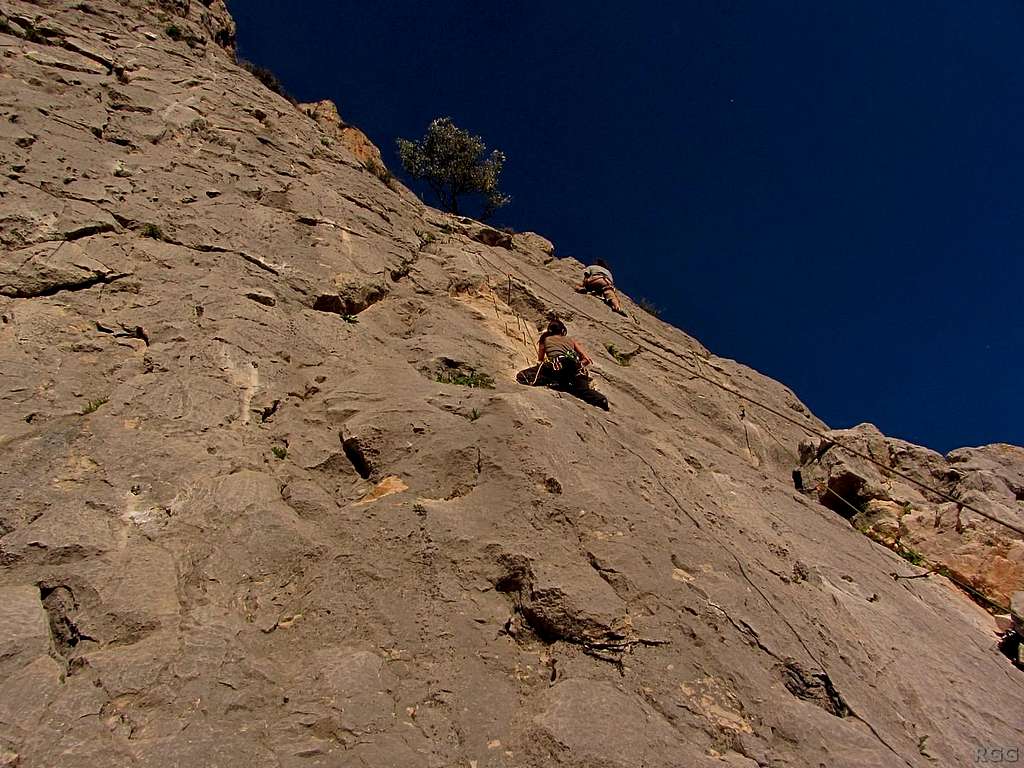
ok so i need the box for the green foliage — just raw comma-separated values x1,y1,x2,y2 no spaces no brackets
140,223,165,240
396,117,510,219
917,735,933,759
0,14,44,42
390,258,415,281
237,58,295,104
365,159,397,189
342,314,359,324
637,297,662,317
605,343,639,366
81,398,108,415
166,24,183,40
271,446,287,460
436,369,495,389
898,546,927,567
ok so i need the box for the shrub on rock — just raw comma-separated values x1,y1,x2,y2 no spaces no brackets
397,117,510,219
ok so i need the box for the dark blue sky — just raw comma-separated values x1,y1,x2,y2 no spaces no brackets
230,1,1023,453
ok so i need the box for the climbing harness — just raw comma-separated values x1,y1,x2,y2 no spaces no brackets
547,351,578,372
471,249,1024,664
472,249,1024,540
580,274,621,311
531,351,582,384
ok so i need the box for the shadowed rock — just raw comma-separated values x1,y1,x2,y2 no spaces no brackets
798,423,1024,603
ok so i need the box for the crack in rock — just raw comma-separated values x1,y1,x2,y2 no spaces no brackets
39,585,91,659
779,659,850,718
3,271,130,298
341,435,375,480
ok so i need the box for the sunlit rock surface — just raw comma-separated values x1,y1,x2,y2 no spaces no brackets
0,2,1021,766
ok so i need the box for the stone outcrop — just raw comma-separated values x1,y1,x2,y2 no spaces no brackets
299,99,389,176
797,423,1024,605
1,2,1023,767
145,0,237,51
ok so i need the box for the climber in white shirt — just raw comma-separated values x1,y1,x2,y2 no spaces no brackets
576,259,626,316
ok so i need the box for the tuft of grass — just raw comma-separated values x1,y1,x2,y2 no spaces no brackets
0,15,44,42
342,314,358,324
637,297,662,317
140,223,165,240
897,546,927,567
436,370,495,389
390,259,414,282
236,58,296,104
165,24,183,40
605,343,639,367
271,446,287,460
320,136,331,147
468,408,481,422
24,21,45,43
917,736,932,759
365,159,394,187
81,397,108,415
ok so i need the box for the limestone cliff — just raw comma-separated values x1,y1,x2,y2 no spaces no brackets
797,424,1024,606
0,2,1022,767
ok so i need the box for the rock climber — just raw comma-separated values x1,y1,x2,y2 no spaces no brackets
576,259,626,316
516,319,609,410
537,318,592,369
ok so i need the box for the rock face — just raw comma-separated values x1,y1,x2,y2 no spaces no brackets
0,2,1022,767
798,423,1024,605
300,99,389,175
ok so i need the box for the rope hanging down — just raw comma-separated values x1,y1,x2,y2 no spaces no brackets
472,249,1024,625
819,466,1022,623
471,249,1024,539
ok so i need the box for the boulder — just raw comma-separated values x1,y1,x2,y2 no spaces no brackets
514,231,555,257
468,226,513,249
312,273,389,316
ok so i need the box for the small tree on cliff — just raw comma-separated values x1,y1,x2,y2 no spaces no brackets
397,117,510,219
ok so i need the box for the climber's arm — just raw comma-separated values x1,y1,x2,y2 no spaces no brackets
573,340,593,367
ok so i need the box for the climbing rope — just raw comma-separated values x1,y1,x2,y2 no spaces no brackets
470,246,1024,644
482,273,535,368
470,248,1024,540
732,404,1024,624
812,468,1023,623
